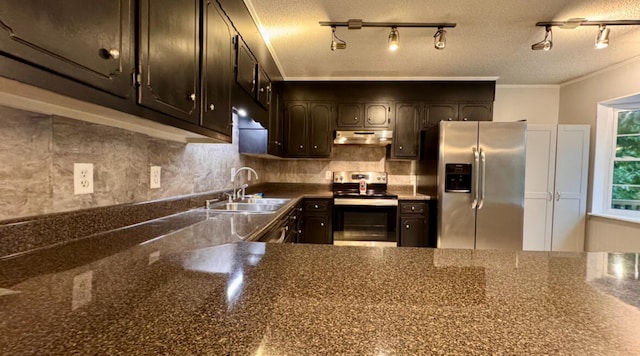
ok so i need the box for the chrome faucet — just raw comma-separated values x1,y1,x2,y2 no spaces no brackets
231,167,259,200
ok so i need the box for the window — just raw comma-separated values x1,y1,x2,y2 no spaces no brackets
610,109,640,214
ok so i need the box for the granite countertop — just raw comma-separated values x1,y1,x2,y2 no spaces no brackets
1,201,640,354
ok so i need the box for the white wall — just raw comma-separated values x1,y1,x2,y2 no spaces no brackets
559,57,640,251
494,85,560,124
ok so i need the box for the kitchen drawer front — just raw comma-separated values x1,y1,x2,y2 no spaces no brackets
304,199,330,213
400,201,426,214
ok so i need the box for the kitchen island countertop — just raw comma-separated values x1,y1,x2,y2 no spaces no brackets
1,204,639,354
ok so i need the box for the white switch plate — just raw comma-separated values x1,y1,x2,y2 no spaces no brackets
72,270,93,310
73,163,94,195
325,171,332,180
150,166,161,189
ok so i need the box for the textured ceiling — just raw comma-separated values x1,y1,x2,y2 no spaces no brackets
244,0,640,84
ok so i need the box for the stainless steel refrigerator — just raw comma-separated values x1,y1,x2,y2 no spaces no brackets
419,121,526,250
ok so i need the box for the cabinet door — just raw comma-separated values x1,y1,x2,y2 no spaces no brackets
337,103,363,128
424,103,458,129
459,103,492,121
268,86,284,156
523,125,557,251
309,102,332,156
393,103,420,158
551,125,590,252
139,0,199,124
304,215,331,244
365,103,391,128
284,102,308,156
236,38,257,97
0,0,134,98
201,0,233,136
399,216,428,247
257,66,271,109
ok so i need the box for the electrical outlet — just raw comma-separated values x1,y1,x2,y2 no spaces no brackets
74,163,94,195
150,166,161,189
72,270,93,310
325,171,332,180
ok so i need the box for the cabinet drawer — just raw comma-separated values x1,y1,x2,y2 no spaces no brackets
400,202,426,214
304,199,330,212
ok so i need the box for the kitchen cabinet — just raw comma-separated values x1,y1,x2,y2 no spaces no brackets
301,199,333,244
139,0,200,124
391,102,421,159
336,102,392,129
398,201,431,247
423,102,492,129
523,125,590,252
257,67,272,109
268,83,284,156
0,0,134,98
259,201,302,243
201,0,234,135
284,101,332,157
236,37,257,98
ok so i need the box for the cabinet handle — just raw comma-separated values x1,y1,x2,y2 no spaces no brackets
320,222,324,227
411,206,415,211
209,104,215,111
354,117,358,121
189,93,196,101
405,224,410,229
293,215,297,220
299,145,303,149
314,145,318,149
447,118,453,121
548,192,553,201
314,204,319,209
260,87,264,92
555,192,561,201
100,48,120,59
463,117,468,121
399,146,403,150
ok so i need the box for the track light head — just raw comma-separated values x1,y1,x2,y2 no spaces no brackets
388,27,399,51
330,26,347,51
531,26,553,51
434,27,446,50
595,24,610,49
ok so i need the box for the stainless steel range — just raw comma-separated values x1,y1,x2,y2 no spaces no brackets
332,171,398,245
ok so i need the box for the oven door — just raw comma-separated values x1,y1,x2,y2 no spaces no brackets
333,199,398,244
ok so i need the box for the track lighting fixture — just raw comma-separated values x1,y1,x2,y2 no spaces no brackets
330,26,347,51
319,19,456,51
533,19,640,51
531,26,553,51
434,27,446,50
388,27,399,51
595,25,610,49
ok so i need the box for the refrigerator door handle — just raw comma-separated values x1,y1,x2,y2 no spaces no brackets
478,148,486,209
472,147,479,209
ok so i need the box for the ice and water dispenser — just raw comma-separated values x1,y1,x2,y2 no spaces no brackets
445,164,471,193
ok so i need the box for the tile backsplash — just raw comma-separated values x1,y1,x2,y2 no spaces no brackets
0,105,414,221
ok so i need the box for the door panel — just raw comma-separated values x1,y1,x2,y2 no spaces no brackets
139,0,199,123
201,0,233,135
475,121,526,250
438,121,478,249
0,0,134,97
365,103,389,127
425,103,458,128
309,102,332,156
460,103,492,121
337,103,362,127
393,103,419,158
285,102,307,156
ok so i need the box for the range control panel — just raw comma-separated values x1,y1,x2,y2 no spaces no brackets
333,171,387,184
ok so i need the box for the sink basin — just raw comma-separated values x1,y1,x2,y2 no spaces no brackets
208,202,283,214
237,198,290,205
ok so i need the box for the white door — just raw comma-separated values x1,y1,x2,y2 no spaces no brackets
551,125,590,251
523,125,557,251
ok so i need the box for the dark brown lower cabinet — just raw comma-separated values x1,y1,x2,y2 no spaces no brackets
301,198,332,244
398,201,434,247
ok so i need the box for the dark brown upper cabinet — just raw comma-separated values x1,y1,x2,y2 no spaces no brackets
236,37,257,98
423,102,492,129
336,102,391,129
284,101,332,158
138,0,200,124
257,66,272,109
391,102,421,159
0,0,134,98
201,0,234,136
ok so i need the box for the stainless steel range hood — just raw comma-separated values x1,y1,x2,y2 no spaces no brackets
334,130,393,145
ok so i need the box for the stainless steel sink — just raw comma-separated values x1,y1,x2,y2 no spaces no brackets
236,198,290,205
208,202,283,214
